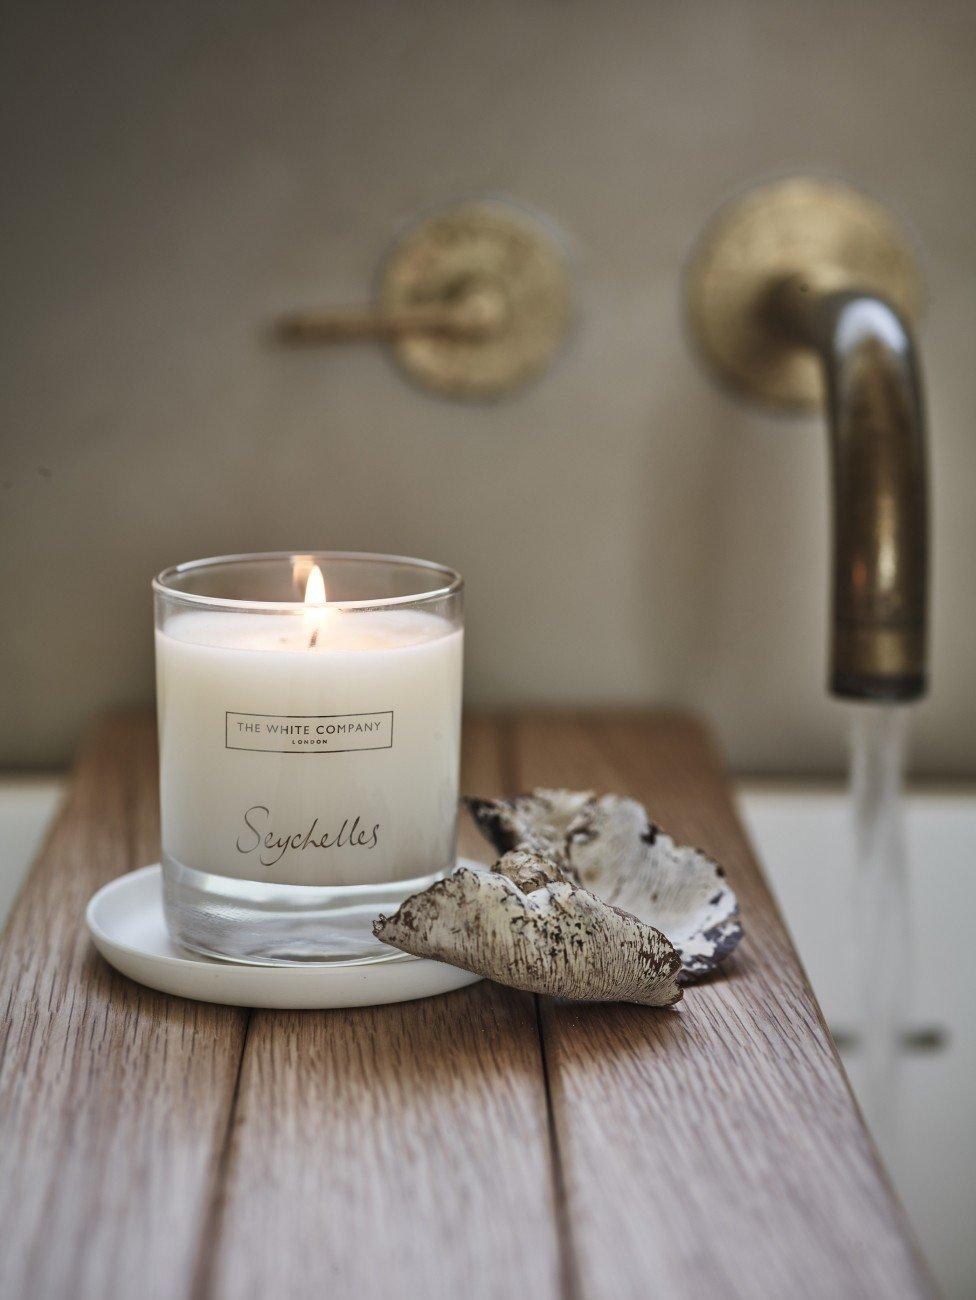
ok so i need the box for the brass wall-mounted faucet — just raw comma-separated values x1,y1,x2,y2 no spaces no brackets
686,178,929,701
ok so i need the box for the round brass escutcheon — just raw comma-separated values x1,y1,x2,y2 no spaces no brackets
685,177,924,410
379,202,571,399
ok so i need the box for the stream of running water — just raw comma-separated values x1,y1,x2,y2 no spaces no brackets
848,702,912,1148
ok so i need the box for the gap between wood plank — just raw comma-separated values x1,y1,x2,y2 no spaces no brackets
533,997,580,1300
192,1012,252,1300
496,710,581,1300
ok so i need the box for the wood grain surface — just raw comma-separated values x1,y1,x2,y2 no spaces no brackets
512,712,933,1299
203,712,563,1300
0,710,934,1299
0,715,248,1300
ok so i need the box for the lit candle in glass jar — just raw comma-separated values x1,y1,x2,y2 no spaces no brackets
153,552,463,964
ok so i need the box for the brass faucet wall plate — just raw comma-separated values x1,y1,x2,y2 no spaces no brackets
379,201,571,399
685,177,923,409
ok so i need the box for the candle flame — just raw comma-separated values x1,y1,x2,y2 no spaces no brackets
303,563,328,648
304,563,327,606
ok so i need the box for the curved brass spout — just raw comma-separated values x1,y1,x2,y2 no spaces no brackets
686,178,929,702
771,279,928,699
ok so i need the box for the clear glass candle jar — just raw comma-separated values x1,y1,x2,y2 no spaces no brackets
153,552,463,965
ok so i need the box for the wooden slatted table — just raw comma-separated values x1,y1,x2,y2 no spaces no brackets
0,710,933,1299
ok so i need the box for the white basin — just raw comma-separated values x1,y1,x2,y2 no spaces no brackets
738,784,976,1300
0,776,65,921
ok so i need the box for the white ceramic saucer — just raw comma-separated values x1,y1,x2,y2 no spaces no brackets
86,863,481,1009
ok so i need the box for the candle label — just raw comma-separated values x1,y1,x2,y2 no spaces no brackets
225,710,394,754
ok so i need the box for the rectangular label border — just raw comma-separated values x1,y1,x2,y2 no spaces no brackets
225,709,394,755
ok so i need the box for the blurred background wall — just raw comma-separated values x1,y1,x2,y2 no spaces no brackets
2,0,974,772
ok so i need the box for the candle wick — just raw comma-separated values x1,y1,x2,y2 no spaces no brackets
308,626,319,650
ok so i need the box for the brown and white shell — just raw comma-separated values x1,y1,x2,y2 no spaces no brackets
373,849,683,1007
467,789,742,980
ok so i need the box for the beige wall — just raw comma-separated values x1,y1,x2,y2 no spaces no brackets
2,0,974,772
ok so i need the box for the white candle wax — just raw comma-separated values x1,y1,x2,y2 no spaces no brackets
156,608,463,887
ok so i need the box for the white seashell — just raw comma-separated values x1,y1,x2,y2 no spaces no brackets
373,850,683,1007
467,790,742,980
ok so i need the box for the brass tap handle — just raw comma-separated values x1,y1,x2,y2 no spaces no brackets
272,201,571,398
276,284,509,344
